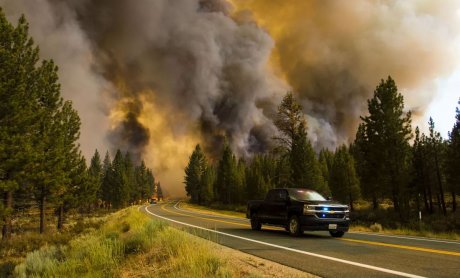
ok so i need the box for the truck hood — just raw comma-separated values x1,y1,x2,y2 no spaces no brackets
298,200,348,207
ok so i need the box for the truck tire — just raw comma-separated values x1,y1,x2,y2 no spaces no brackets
250,213,261,231
288,215,302,236
329,230,345,237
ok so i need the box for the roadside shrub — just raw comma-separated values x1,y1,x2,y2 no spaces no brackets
124,233,149,255
121,222,130,233
370,223,383,232
14,246,63,277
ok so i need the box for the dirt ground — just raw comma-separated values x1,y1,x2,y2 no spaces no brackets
210,238,319,278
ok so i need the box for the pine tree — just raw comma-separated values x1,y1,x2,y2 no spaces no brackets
355,77,412,218
273,92,304,160
89,149,103,207
134,160,150,203
184,144,206,204
200,164,215,204
59,154,88,229
329,146,360,210
274,93,326,193
101,151,112,208
427,118,447,215
215,142,237,204
233,158,246,204
146,169,155,200
412,127,433,213
246,155,268,200
51,101,83,229
319,149,333,191
290,122,327,194
353,124,381,209
111,150,129,209
446,99,460,212
0,11,41,239
123,151,135,204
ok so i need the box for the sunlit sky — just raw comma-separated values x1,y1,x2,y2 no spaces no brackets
425,69,459,138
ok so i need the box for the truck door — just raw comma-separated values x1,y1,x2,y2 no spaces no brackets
272,189,288,225
260,190,276,223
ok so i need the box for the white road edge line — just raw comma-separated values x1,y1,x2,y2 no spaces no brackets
173,202,459,245
141,204,427,278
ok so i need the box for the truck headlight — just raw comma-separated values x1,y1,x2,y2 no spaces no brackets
303,204,315,215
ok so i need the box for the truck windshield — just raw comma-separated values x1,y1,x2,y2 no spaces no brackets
289,189,326,201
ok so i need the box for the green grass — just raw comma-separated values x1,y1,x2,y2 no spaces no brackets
13,207,235,277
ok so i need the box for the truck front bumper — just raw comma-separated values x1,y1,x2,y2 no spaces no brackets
299,215,350,232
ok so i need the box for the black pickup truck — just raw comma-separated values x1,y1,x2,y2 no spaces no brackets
246,188,350,237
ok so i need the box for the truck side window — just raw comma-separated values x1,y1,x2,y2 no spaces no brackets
265,190,275,201
278,190,287,201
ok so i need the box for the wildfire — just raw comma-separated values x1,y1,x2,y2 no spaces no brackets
109,89,199,196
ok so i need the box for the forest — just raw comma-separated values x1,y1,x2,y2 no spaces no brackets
0,11,161,240
184,80,460,230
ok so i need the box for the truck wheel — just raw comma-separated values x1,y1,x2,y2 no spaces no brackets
288,215,302,236
250,213,261,231
329,230,345,238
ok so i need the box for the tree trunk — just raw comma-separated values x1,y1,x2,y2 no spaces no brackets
452,191,457,212
436,193,441,213
422,187,429,213
392,190,403,221
434,152,447,216
57,204,64,230
421,149,434,214
349,192,354,211
372,195,378,210
2,191,13,240
39,193,45,234
420,158,429,213
427,180,434,214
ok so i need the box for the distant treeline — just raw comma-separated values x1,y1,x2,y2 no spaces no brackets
0,11,159,240
184,78,460,222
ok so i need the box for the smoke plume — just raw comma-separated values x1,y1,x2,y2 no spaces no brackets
232,0,460,148
2,0,459,196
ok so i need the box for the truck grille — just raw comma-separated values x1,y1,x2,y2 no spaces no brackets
316,213,345,219
315,206,346,211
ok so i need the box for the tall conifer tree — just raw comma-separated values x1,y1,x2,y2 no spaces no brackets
355,76,412,218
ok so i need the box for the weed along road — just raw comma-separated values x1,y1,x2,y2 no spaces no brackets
140,202,460,278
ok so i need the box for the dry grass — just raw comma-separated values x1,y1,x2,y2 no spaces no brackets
13,207,235,277
181,202,246,218
0,209,109,277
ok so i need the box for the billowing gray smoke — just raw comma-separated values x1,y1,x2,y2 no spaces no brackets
61,0,286,159
2,0,460,195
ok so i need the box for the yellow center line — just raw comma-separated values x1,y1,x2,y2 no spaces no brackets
160,203,282,231
339,238,460,257
153,203,460,257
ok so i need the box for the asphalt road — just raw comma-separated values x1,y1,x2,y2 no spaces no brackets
140,202,460,278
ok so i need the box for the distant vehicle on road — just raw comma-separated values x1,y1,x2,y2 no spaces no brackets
247,188,350,237
150,198,157,204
